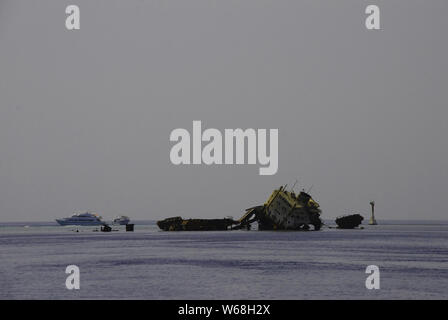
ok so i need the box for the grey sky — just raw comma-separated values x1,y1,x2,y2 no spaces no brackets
0,0,447,221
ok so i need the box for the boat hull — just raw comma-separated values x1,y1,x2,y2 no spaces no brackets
55,219,104,226
113,219,130,225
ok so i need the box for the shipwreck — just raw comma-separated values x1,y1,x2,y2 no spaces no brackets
335,213,364,229
157,185,323,231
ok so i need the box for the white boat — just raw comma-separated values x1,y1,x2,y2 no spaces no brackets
113,215,130,225
56,212,105,226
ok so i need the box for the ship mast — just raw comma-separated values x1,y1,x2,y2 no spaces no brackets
290,179,298,192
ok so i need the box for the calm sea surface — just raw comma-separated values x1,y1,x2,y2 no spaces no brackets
0,220,447,299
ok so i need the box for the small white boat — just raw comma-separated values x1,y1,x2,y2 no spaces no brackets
113,215,131,225
56,211,104,226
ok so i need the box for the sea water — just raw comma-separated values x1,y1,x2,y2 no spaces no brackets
0,220,447,299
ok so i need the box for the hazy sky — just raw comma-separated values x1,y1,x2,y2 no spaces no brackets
1,0,447,221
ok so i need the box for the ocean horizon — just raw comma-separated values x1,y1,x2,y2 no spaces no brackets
2,218,448,226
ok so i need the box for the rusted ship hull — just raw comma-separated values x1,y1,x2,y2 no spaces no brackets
236,205,321,231
157,216,235,231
